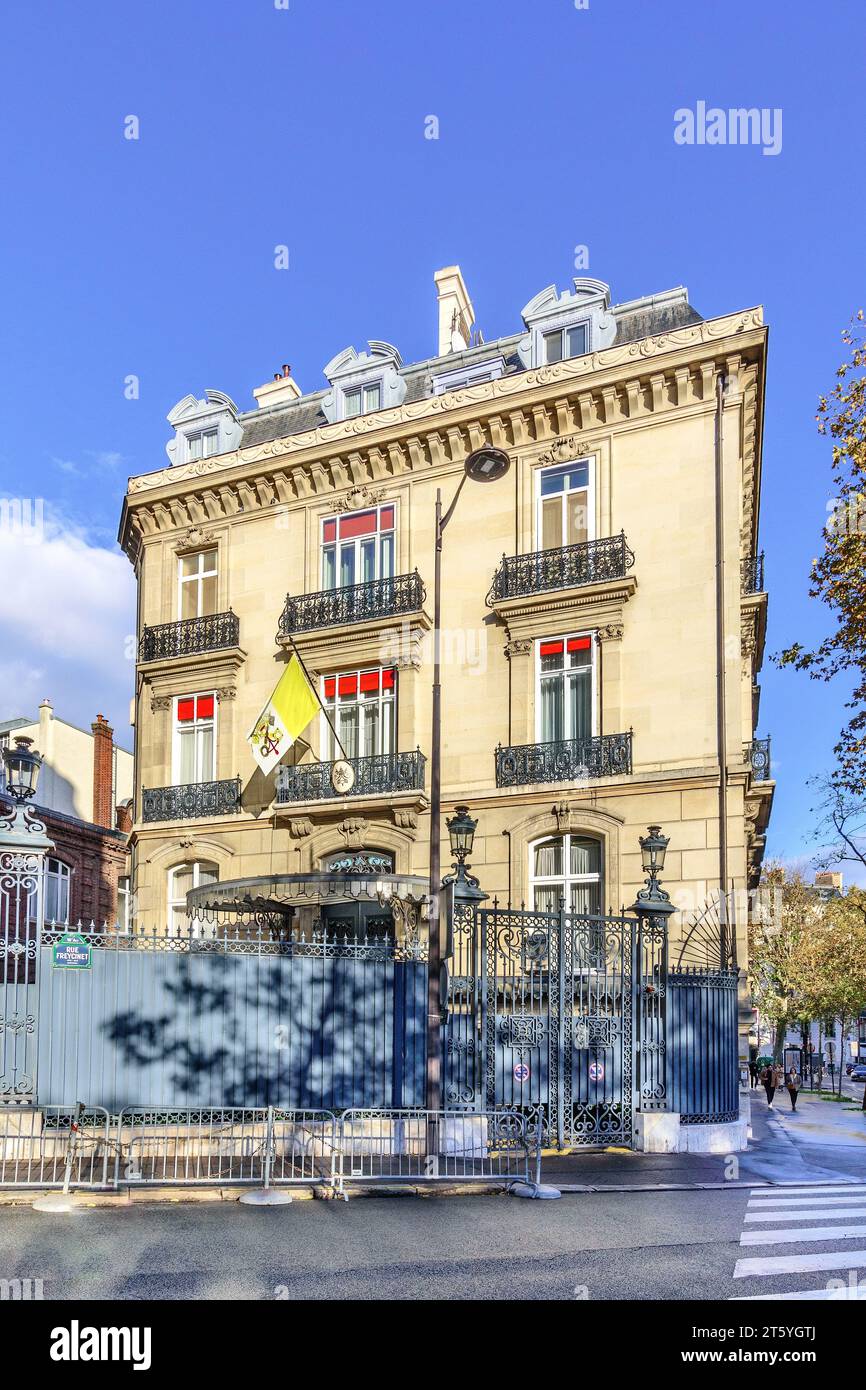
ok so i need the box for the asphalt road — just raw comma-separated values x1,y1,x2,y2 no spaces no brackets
0,1187,750,1300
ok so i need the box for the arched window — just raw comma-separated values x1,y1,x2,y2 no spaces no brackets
43,858,71,925
530,835,602,915
168,861,219,937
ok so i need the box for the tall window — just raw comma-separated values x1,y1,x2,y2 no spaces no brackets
174,694,216,784
323,668,395,760
537,460,592,551
538,636,593,744
178,549,218,620
321,506,395,590
117,875,132,933
531,836,602,914
542,321,588,364
186,428,219,461
168,861,219,937
343,382,382,418
41,858,71,925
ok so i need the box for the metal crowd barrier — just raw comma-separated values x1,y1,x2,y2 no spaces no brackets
114,1106,339,1189
334,1108,533,1193
0,1104,535,1196
0,1103,112,1189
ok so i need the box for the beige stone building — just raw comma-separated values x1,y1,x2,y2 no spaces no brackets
118,268,773,961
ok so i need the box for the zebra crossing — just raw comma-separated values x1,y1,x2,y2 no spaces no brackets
731,1184,866,1299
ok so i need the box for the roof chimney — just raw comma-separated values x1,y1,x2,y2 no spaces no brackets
91,714,114,828
434,266,475,356
252,363,303,410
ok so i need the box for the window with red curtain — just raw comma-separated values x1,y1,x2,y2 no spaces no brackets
321,504,396,591
538,633,594,744
322,667,396,761
174,693,216,784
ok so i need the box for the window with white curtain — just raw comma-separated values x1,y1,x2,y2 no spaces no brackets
117,875,132,933
530,836,602,914
168,861,219,937
178,549,218,620
536,460,593,551
538,635,594,745
343,381,382,418
38,858,71,925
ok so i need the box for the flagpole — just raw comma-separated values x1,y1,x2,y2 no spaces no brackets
285,636,350,761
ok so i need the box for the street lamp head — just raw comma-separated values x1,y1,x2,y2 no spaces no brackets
464,445,511,484
447,805,477,864
639,825,669,876
3,736,42,803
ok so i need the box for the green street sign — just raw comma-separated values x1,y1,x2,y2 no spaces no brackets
51,933,92,970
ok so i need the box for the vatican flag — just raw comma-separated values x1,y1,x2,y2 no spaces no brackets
247,655,320,776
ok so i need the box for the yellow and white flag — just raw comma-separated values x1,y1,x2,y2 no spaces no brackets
247,655,320,775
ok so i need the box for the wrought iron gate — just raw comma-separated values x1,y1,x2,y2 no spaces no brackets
446,901,664,1149
0,845,43,1100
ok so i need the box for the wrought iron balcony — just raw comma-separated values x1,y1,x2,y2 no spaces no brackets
746,737,772,781
495,732,633,788
741,551,765,595
141,777,242,823
276,750,426,803
278,571,425,638
139,610,239,663
487,533,635,605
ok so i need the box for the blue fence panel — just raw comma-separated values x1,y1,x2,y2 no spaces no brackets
37,945,426,1111
667,969,739,1123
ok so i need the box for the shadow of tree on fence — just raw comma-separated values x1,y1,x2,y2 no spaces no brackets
42,948,427,1112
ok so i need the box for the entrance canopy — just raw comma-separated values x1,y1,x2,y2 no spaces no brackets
186,871,428,920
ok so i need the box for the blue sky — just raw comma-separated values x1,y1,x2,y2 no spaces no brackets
0,0,863,863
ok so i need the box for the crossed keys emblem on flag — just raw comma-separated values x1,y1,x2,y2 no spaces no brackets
251,714,284,760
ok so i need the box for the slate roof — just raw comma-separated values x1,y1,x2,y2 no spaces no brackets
237,288,704,451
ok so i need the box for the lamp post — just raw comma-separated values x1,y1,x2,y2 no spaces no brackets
632,826,675,1120
0,737,52,1108
426,446,510,1125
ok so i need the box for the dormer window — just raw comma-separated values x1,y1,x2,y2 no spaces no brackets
322,342,406,425
344,382,382,418
542,322,588,364
165,391,242,467
185,428,219,461
520,279,615,370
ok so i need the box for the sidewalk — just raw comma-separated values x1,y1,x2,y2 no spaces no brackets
539,1087,866,1192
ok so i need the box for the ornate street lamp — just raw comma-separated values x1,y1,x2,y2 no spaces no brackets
446,804,477,871
3,736,42,802
427,447,511,1126
0,737,51,851
638,824,669,896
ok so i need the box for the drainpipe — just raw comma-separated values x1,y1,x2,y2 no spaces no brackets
714,371,729,958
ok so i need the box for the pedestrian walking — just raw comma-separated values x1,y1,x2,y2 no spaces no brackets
748,1058,759,1089
760,1062,776,1107
785,1067,801,1112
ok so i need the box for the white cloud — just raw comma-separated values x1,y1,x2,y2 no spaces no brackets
0,513,135,732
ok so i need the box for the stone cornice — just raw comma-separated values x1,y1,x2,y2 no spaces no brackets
119,307,766,562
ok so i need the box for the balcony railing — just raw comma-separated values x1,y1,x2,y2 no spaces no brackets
741,551,765,595
487,533,635,605
278,572,426,638
141,777,242,823
495,732,633,788
746,737,772,781
276,750,426,803
139,610,239,663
